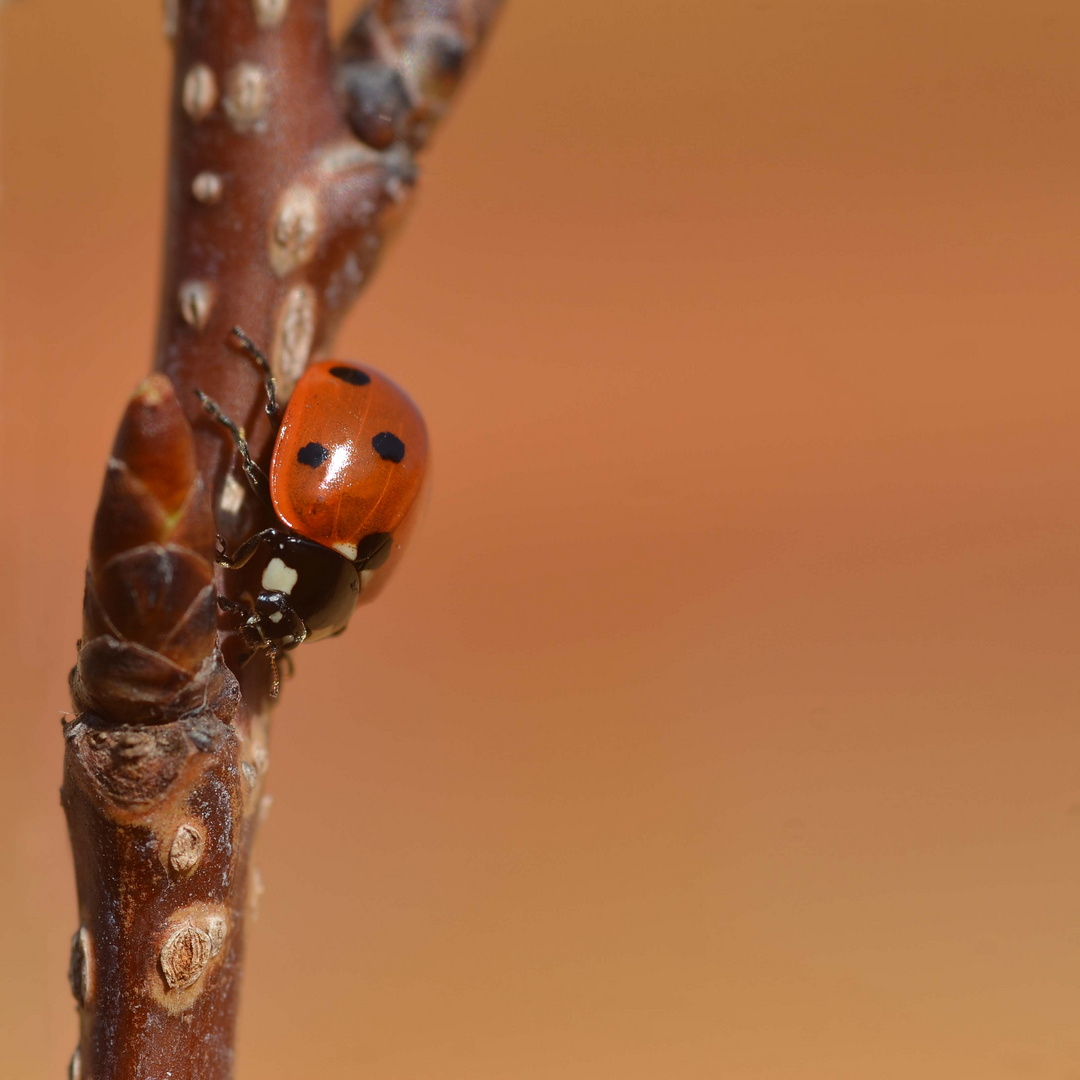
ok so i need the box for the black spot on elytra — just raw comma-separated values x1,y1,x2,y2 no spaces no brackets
297,441,330,467
372,432,405,463
329,365,371,387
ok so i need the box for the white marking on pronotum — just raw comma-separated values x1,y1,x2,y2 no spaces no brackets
181,64,217,121
268,612,283,623
178,280,215,329
360,569,376,590
333,541,358,561
219,472,246,515
261,557,298,594
253,0,289,28
192,171,223,204
223,62,270,133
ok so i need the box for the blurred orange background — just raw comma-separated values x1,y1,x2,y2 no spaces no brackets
3,1,1080,1077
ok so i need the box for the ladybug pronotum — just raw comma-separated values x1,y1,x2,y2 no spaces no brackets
197,328,428,694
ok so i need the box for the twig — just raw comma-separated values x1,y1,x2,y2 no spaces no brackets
61,2,504,1077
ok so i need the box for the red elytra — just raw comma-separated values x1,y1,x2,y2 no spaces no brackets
269,360,428,565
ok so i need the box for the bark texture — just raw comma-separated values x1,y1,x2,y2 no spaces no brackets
62,2,504,1077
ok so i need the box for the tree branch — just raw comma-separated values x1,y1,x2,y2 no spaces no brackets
62,2,504,1077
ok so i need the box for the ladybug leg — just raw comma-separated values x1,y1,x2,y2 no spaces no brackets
266,647,298,698
231,326,280,428
215,527,289,569
231,645,277,697
215,599,277,682
216,595,250,616
267,646,282,697
249,591,309,651
216,594,269,651
195,390,274,509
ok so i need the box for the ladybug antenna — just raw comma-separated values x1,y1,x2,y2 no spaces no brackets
230,326,280,425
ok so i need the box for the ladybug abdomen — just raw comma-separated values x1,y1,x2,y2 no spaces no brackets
270,360,428,562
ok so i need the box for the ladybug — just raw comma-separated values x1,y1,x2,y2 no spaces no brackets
197,328,428,694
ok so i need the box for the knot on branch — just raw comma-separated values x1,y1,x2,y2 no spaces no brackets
68,927,94,1009
71,375,239,726
151,905,231,1012
339,0,503,151
64,711,231,807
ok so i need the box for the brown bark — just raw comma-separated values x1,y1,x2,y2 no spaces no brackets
61,2,504,1077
